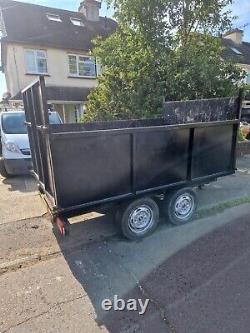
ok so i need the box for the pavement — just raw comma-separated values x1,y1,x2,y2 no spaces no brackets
0,174,46,225
0,156,250,332
197,156,250,210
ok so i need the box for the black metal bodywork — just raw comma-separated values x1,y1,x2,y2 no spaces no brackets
22,77,242,219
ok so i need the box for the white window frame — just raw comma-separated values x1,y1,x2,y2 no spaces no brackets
68,54,96,78
70,17,84,26
25,49,48,75
46,13,62,22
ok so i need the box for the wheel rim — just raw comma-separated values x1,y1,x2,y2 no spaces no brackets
174,193,195,220
128,205,154,234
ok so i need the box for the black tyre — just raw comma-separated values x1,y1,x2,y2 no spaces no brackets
0,159,9,178
119,197,159,240
163,188,197,225
113,204,122,223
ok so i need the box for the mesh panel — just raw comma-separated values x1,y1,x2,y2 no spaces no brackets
163,97,239,124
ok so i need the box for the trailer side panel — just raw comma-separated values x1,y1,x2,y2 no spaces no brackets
51,133,132,208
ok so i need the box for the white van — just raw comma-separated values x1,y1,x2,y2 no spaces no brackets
0,111,61,177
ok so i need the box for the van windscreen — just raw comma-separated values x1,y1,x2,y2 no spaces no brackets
1,113,27,134
1,112,61,134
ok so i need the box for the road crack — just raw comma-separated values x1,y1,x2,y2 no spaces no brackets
104,241,177,333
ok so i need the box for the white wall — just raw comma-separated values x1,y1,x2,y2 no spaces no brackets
4,43,98,96
5,45,22,96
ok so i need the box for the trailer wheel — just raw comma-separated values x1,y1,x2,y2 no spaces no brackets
163,188,197,225
119,197,159,240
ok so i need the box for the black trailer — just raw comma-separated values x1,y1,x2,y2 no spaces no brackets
22,77,242,240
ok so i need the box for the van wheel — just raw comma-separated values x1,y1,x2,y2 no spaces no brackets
163,188,197,225
0,159,9,178
119,197,159,240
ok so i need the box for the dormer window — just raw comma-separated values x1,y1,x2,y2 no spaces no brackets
47,13,62,22
70,17,84,27
230,47,242,55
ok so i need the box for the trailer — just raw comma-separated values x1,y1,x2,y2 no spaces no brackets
22,77,242,240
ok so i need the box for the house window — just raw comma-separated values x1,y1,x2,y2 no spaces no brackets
70,18,84,26
68,55,96,78
25,49,48,74
46,13,62,22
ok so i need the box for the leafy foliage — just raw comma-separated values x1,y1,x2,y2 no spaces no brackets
84,0,245,121
165,34,245,101
238,128,246,142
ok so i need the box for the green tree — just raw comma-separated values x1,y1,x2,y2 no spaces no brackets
165,34,245,100
84,0,245,121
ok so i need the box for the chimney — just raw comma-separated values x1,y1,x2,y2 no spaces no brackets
79,0,101,22
224,28,244,44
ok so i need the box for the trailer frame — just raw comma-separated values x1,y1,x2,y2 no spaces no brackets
22,77,243,238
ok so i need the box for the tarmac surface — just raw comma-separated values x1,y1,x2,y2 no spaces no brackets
1,204,250,332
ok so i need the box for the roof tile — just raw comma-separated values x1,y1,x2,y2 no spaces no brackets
0,0,116,51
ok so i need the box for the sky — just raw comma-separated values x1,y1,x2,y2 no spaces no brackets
0,0,250,99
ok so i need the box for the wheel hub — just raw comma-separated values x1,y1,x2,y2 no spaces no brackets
128,205,153,234
174,194,194,219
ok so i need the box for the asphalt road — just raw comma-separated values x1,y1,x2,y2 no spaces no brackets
1,204,250,333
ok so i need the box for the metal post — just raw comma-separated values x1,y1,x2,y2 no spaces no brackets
231,89,244,170
63,104,66,123
187,128,195,180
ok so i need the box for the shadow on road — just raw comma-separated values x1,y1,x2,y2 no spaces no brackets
53,209,250,333
2,175,37,193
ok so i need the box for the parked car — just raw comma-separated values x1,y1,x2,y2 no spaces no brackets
0,111,61,177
